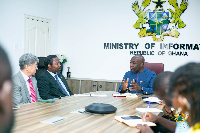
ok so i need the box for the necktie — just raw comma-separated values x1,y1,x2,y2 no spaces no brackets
55,75,69,96
28,78,37,102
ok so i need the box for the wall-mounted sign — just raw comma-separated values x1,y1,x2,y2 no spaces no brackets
132,0,188,41
104,0,199,57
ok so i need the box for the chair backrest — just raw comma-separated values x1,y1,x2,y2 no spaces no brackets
144,62,164,75
35,57,46,80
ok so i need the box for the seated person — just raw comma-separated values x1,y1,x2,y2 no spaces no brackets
138,72,177,133
153,71,174,117
137,63,200,133
37,55,73,100
13,53,41,105
169,63,200,133
118,55,156,94
0,45,14,133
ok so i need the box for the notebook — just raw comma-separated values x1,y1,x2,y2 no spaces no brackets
115,115,156,127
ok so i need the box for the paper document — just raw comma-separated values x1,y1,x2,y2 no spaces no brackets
70,108,85,114
123,119,156,127
143,97,162,103
40,116,66,124
115,115,156,127
74,94,107,97
112,93,138,98
136,108,163,113
91,94,107,97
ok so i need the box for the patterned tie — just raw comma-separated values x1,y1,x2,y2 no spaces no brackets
55,75,69,96
28,78,37,102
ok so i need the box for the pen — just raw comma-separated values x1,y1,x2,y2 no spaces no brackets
144,101,151,121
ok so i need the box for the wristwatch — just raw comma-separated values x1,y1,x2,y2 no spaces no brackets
141,87,144,91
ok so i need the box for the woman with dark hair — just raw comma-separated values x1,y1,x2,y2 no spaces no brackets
169,62,200,133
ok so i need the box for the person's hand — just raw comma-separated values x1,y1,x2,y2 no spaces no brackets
129,79,142,91
159,100,164,105
136,124,154,133
142,112,158,123
121,78,129,91
162,113,172,118
159,101,171,113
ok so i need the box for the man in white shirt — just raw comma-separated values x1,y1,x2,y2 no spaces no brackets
13,53,41,105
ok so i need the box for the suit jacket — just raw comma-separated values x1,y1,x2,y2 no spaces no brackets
13,72,41,105
37,70,73,100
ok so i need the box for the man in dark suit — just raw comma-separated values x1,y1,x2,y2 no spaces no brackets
37,55,73,100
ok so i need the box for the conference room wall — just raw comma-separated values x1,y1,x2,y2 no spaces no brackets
57,0,200,80
0,0,199,80
0,0,59,75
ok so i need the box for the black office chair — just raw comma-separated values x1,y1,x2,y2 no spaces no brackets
35,57,46,80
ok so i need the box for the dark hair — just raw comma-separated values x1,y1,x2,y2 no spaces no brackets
169,62,200,125
44,55,57,69
153,71,173,106
0,45,12,89
153,71,172,92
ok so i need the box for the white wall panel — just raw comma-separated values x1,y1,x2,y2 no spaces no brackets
58,0,200,80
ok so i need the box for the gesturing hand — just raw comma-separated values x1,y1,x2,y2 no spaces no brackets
121,78,129,91
130,79,142,91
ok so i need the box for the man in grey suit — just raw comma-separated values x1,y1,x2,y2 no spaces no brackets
13,53,41,105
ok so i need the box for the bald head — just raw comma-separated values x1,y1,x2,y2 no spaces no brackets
130,55,145,73
131,55,145,64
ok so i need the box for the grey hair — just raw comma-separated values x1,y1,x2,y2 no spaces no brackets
19,53,39,69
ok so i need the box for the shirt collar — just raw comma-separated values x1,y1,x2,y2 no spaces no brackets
130,68,146,74
20,70,30,81
47,70,58,77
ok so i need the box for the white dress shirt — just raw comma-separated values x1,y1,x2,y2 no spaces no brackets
47,70,70,96
20,70,33,102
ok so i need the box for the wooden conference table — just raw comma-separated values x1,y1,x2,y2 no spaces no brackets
12,91,163,133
